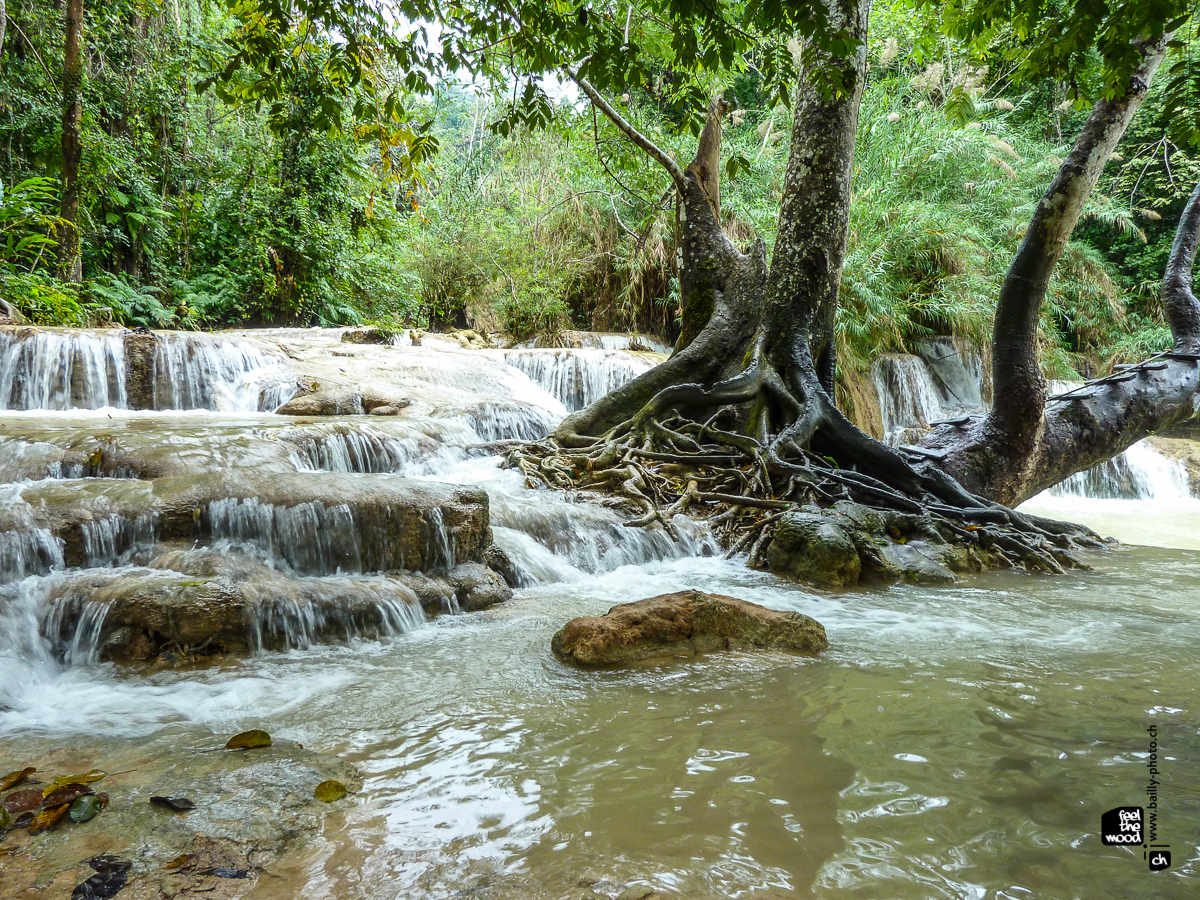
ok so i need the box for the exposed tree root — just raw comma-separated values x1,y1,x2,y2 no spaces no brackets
506,365,1107,578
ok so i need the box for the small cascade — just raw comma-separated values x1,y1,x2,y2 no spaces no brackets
0,529,64,584
208,497,365,575
0,330,127,410
81,514,158,568
503,349,655,412
288,426,422,474
244,581,426,653
1049,440,1191,500
43,595,112,667
436,400,560,442
423,508,457,571
871,340,987,445
491,493,715,582
0,579,62,705
152,333,297,411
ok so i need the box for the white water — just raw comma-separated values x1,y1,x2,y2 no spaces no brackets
502,348,656,412
2,328,1199,899
0,328,296,411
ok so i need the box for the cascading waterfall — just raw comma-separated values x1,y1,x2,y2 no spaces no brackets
0,529,65,584
208,497,366,575
81,513,158,568
502,349,656,412
244,581,427,653
0,328,297,411
0,330,127,410
151,333,297,411
870,339,986,446
1049,439,1191,500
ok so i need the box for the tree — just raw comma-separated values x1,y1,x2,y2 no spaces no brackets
209,0,1198,566
58,0,83,282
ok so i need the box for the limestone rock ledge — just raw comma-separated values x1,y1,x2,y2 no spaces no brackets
551,590,828,666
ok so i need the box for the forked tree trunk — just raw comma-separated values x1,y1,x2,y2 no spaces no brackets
59,0,84,283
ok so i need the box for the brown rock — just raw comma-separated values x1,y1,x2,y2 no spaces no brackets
551,590,827,666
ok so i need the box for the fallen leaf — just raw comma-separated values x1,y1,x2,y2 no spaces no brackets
43,783,95,807
28,803,70,834
13,811,34,828
149,796,195,812
72,868,128,900
314,780,347,803
0,806,11,830
52,770,107,788
88,448,104,467
197,867,250,879
4,788,44,814
163,853,198,872
0,767,36,792
87,856,132,874
225,729,271,750
70,794,104,823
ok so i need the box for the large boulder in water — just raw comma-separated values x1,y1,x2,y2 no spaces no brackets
551,590,828,666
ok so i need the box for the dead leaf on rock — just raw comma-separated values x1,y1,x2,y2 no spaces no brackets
4,788,44,814
314,780,347,803
164,853,199,872
150,796,196,812
72,859,130,900
225,729,271,750
42,783,95,807
52,770,107,788
0,767,36,791
28,803,70,834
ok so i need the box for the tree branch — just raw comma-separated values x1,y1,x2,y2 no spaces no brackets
986,33,1172,448
1163,179,1200,352
568,69,687,191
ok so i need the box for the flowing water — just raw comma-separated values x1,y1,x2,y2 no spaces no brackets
1,329,1198,898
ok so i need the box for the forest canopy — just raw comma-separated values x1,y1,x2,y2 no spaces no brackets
0,0,1196,384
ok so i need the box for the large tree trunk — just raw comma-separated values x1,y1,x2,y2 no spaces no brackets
922,32,1188,506
58,0,84,283
516,0,1098,573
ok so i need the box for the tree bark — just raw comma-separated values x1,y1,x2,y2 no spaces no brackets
59,0,84,283
1,0,8,69
928,34,1172,503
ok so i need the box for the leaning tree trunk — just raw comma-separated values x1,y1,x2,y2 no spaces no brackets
512,0,1099,574
919,32,1200,507
59,0,84,283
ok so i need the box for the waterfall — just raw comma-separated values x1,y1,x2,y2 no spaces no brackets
0,529,64,584
1049,440,1191,500
81,514,158,568
288,426,423,474
0,329,297,411
503,349,656,412
870,339,986,446
208,497,366,575
151,333,297,411
0,330,127,410
435,400,560,442
243,579,426,653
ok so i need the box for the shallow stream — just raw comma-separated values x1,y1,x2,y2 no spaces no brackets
2,328,1198,898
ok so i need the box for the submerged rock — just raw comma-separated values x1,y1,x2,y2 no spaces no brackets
551,590,828,666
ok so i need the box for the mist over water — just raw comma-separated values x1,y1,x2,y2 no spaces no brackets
1,329,1198,898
